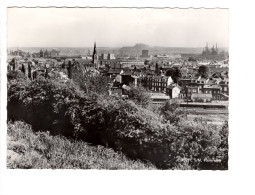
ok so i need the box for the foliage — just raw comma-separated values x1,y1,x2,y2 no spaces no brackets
7,121,155,169
165,67,182,83
125,85,151,108
160,100,188,125
7,70,28,81
188,57,197,61
155,63,160,75
72,67,111,96
198,65,209,78
8,76,89,137
7,73,228,170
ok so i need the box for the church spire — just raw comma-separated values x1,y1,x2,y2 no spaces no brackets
92,42,98,66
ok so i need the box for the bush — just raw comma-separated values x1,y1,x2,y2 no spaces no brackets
72,66,111,96
7,121,155,169
159,100,188,125
7,73,228,169
8,76,91,137
125,85,151,108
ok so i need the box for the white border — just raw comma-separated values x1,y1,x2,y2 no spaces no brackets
1,1,255,195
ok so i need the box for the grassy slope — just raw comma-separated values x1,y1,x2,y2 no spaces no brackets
7,121,156,169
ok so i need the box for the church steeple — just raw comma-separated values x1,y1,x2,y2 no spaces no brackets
92,42,98,68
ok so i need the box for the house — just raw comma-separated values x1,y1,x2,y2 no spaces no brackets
178,77,192,87
141,75,173,92
219,78,229,95
211,85,222,100
191,93,212,103
187,86,199,94
107,69,122,78
202,85,213,94
202,85,221,100
120,69,135,86
167,84,181,99
196,77,209,92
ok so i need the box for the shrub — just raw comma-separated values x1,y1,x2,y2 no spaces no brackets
125,85,151,108
159,100,188,125
7,74,228,170
7,121,155,169
72,66,111,96
8,76,91,137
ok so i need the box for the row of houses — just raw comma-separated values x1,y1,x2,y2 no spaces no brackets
106,66,229,103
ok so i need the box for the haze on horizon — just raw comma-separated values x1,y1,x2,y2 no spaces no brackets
7,8,229,48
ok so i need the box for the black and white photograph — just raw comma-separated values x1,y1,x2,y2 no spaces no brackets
6,7,229,170
1,1,255,195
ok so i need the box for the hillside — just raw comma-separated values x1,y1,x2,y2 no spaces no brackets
7,121,156,169
119,43,205,56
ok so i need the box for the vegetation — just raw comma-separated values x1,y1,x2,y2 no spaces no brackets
159,100,188,125
7,70,228,170
188,57,197,61
7,121,155,169
72,68,111,96
198,65,209,78
155,63,160,75
125,85,151,108
165,67,182,83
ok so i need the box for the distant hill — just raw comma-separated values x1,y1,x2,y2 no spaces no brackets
119,43,152,56
8,44,228,57
119,43,206,56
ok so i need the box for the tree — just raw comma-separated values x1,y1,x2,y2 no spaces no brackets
67,61,72,79
188,57,197,61
9,58,16,70
126,85,151,108
160,100,187,124
155,63,160,75
165,67,182,83
28,63,32,79
72,63,111,96
21,64,25,74
198,65,209,78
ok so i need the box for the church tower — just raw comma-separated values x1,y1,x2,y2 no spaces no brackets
92,42,98,68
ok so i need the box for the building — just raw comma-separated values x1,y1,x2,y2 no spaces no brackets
36,49,60,58
50,49,60,57
118,59,145,68
141,75,173,93
219,78,229,96
101,53,108,60
108,53,115,60
178,77,192,87
167,85,181,99
107,69,122,78
201,43,219,56
92,42,98,67
10,50,29,57
186,86,199,96
154,54,170,60
202,85,221,100
140,50,150,58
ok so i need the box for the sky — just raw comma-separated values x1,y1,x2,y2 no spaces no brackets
7,8,229,48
